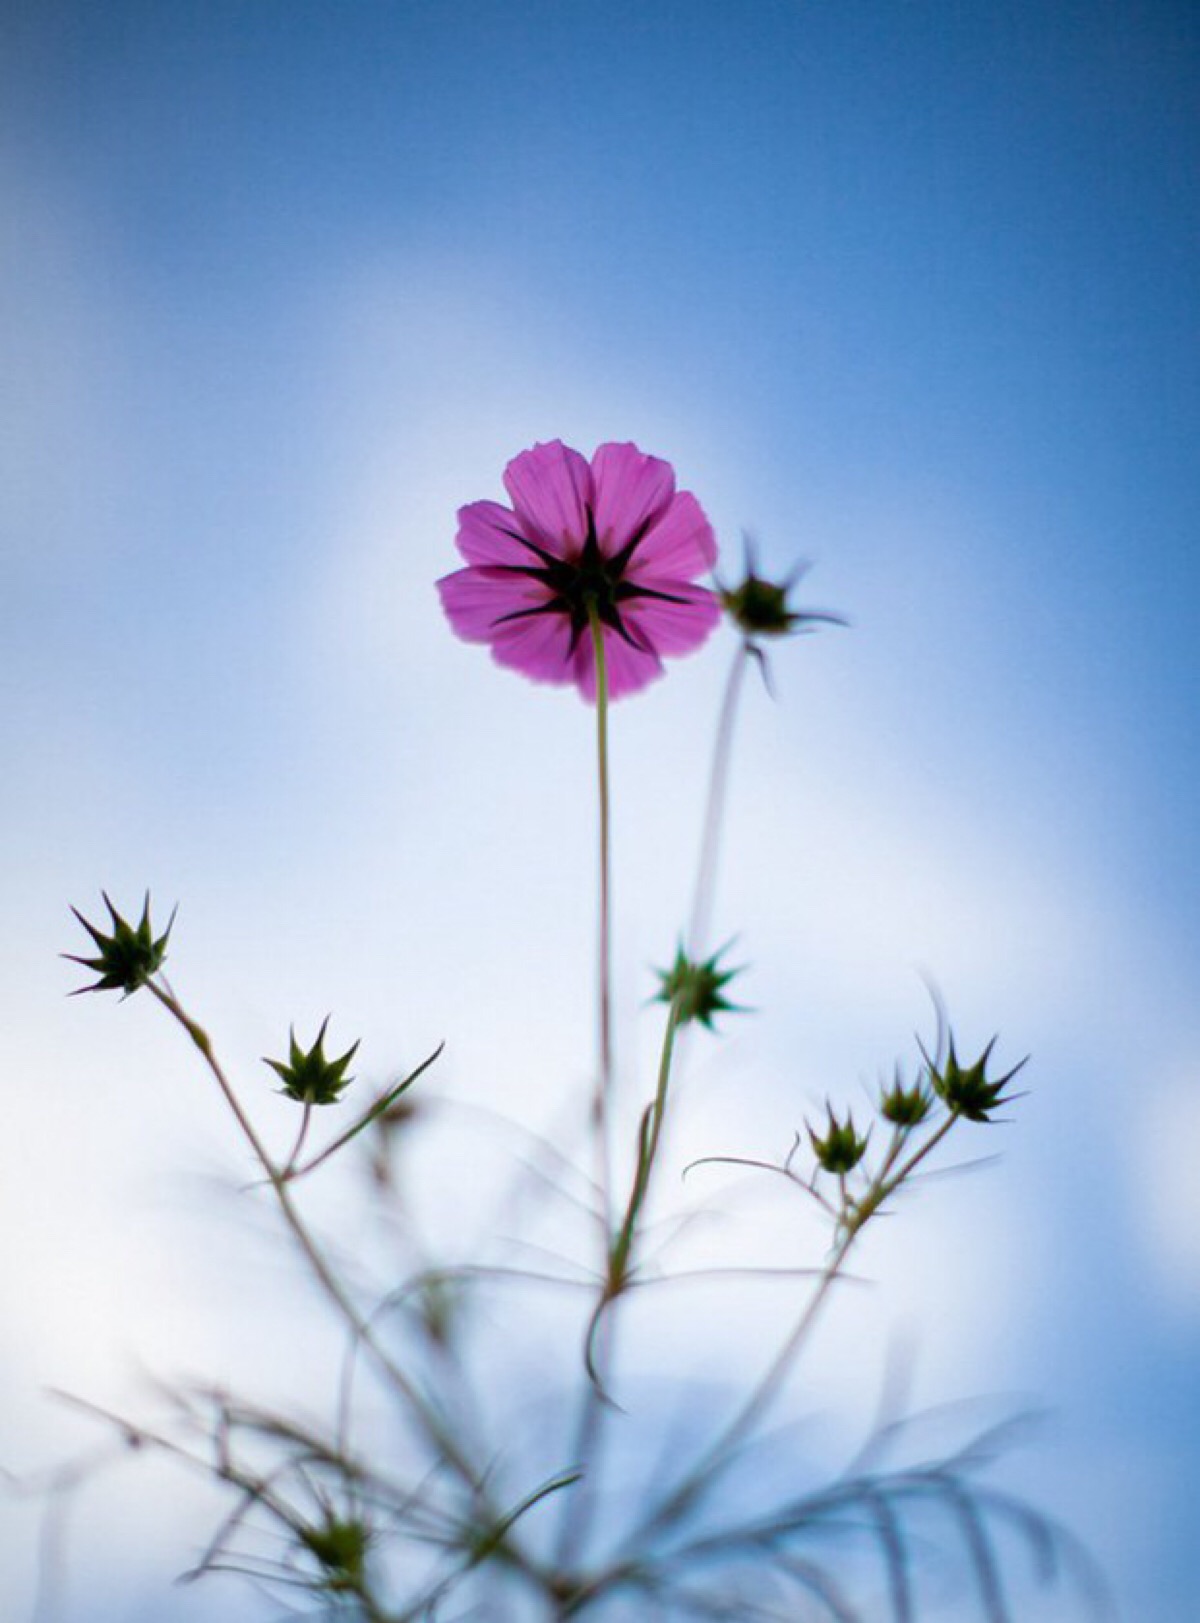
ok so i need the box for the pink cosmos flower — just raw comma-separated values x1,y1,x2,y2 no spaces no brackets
437,440,721,700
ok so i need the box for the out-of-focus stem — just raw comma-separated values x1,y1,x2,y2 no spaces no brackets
687,644,749,960
556,992,684,1574
145,981,489,1510
633,1108,962,1548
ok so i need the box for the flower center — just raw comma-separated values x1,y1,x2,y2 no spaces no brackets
491,503,690,655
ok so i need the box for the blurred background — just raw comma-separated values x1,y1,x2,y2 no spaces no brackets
2,1,1198,1618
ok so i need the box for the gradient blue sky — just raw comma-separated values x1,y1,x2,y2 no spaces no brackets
3,2,1199,1619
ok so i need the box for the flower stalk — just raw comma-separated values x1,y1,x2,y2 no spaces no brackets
589,602,615,1237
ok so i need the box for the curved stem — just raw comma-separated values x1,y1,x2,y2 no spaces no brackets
555,993,684,1573
609,996,682,1285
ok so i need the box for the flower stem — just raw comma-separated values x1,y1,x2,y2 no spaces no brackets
553,609,617,1574
609,994,683,1286
555,992,684,1573
687,644,749,959
588,605,614,1234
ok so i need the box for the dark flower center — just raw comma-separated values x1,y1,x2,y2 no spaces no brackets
490,503,690,654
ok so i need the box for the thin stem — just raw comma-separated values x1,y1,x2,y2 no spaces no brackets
609,996,682,1284
631,1109,963,1551
144,981,491,1513
281,1101,314,1177
687,645,749,959
589,605,615,1235
554,612,619,1574
556,994,684,1573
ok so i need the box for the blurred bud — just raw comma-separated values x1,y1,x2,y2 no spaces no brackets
717,537,845,643
923,1033,1027,1123
300,1515,368,1591
655,942,745,1031
418,1274,458,1347
265,1018,359,1106
66,892,174,997
807,1105,870,1173
879,1064,933,1126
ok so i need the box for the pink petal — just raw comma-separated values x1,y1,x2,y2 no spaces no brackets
621,583,721,656
589,442,675,556
502,441,592,556
455,500,535,566
489,609,576,686
626,490,717,580
573,625,665,702
437,566,553,642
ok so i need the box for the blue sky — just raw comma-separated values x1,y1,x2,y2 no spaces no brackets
2,2,1198,1618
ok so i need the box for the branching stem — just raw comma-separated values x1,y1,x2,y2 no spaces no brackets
144,981,495,1525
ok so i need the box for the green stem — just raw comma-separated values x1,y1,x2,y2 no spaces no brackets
554,610,618,1576
555,992,684,1574
589,606,614,1234
609,995,683,1284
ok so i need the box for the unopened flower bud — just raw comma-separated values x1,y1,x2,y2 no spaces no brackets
923,1034,1027,1123
807,1105,870,1174
718,539,845,643
265,1018,359,1106
66,892,175,998
655,943,745,1031
879,1065,933,1126
300,1515,369,1590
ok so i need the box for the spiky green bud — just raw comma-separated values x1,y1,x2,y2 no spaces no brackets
300,1515,368,1591
655,942,745,1031
265,1018,359,1106
65,892,174,997
923,1034,1027,1123
879,1065,933,1126
807,1105,870,1173
717,539,845,643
